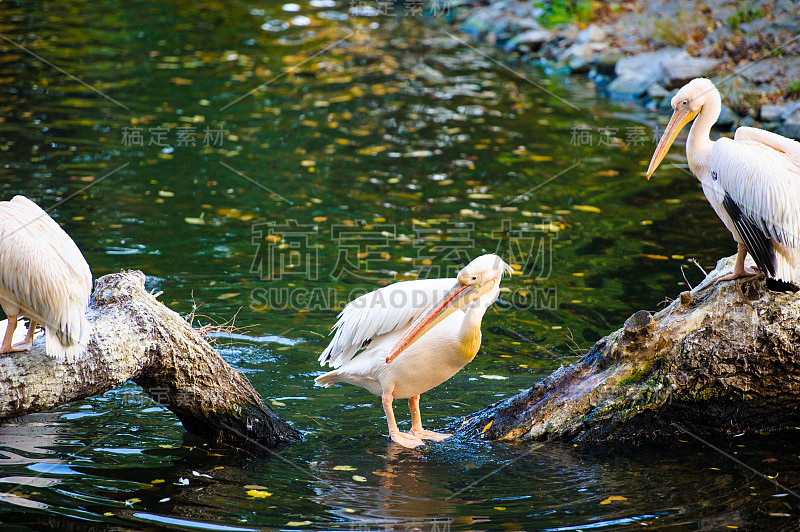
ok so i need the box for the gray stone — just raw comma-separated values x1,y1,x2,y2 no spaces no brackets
567,54,589,73
777,112,800,141
615,47,688,80
761,101,800,122
577,24,606,44
647,83,670,99
611,48,689,98
716,104,738,127
661,56,720,87
504,28,552,51
607,73,654,99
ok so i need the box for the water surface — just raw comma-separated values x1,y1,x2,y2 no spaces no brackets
1,1,799,529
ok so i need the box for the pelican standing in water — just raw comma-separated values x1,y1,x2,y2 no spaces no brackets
0,195,92,361
316,254,511,448
646,78,800,287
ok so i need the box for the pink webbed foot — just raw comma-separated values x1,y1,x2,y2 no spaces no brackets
389,430,425,449
410,428,452,442
714,266,760,285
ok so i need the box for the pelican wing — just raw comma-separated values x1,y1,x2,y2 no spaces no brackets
318,277,456,368
0,196,92,346
710,133,800,279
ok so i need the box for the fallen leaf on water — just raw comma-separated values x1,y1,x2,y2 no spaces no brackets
573,205,601,213
151,479,165,484
600,495,627,505
373,471,397,478
217,293,240,300
184,217,205,225
246,489,272,498
494,506,506,511
286,522,312,527
642,254,669,260
529,155,553,161
333,465,357,471
480,375,508,380
352,475,367,482
468,193,494,199
482,421,493,433
158,190,175,198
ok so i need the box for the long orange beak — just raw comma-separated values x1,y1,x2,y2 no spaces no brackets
385,279,495,363
645,107,700,179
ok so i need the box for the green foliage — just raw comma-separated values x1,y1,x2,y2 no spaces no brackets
534,0,594,28
727,1,765,30
788,80,800,99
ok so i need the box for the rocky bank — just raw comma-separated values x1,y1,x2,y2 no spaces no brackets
450,0,800,139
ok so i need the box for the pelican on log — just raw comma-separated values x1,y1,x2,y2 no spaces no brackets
0,195,92,361
316,254,511,448
646,77,800,288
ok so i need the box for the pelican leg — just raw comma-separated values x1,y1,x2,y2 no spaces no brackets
382,392,424,449
0,315,18,353
408,395,452,442
715,243,760,284
12,319,36,351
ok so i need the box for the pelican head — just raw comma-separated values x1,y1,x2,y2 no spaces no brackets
385,254,512,363
646,78,719,179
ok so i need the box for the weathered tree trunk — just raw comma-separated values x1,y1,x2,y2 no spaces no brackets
0,270,301,453
453,255,800,443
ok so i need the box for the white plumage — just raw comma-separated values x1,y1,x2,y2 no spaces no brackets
0,195,92,361
316,254,511,448
646,78,800,287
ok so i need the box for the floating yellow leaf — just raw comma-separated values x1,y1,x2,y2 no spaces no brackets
246,489,272,498
184,217,205,225
482,421,493,433
313,216,327,223
600,495,627,505
158,190,175,198
352,475,367,482
358,145,388,155
468,193,493,199
480,375,508,380
286,522,311,527
217,293,240,300
333,465,357,471
151,479,165,484
529,155,553,161
642,254,669,260
373,470,397,478
494,506,506,511
573,205,601,213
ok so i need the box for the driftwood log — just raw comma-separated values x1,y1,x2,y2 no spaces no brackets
454,255,800,443
0,270,301,453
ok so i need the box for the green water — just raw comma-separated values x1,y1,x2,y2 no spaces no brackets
1,1,799,529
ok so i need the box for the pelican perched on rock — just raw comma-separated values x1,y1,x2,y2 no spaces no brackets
0,195,92,361
646,78,800,288
316,254,511,448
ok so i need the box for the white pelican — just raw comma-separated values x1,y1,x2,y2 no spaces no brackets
646,78,800,288
316,254,511,448
0,195,92,361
